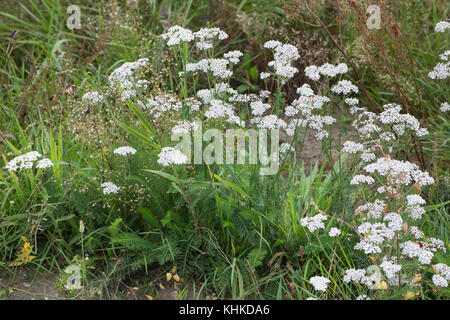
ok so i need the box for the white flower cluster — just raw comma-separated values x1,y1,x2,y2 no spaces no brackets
361,152,375,162
82,91,104,104
139,94,182,118
380,257,402,279
343,269,367,284
157,147,188,167
434,263,450,282
406,194,426,206
428,62,450,80
432,274,448,287
171,121,199,135
328,227,341,237
186,58,232,78
223,50,243,64
263,40,300,80
194,27,228,50
363,157,435,187
113,146,136,156
251,114,287,130
345,97,359,106
409,226,424,239
309,276,330,292
344,266,392,289
343,141,364,154
300,213,328,232
304,63,348,81
279,143,295,156
196,82,241,104
36,158,53,169
286,87,330,117
186,97,201,111
283,85,334,140
205,99,233,119
260,72,270,80
435,21,450,32
356,200,386,219
162,26,229,51
351,103,429,142
5,151,53,171
400,241,434,265
383,212,403,232
350,174,375,185
101,182,120,195
440,50,450,61
331,80,358,95
440,102,450,112
161,26,194,46
379,103,429,137
354,222,396,254
250,100,271,116
108,58,149,101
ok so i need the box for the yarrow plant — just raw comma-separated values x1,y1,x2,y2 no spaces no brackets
4,151,53,172
74,20,449,300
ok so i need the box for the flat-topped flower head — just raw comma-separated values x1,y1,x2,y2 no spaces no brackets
428,62,450,80
186,58,232,79
113,146,137,156
328,227,341,237
263,40,300,80
434,264,450,281
250,100,271,116
36,158,53,169
157,147,188,166
5,151,42,171
82,91,104,104
305,63,348,81
331,80,359,95
194,27,228,50
140,93,182,118
435,21,450,32
363,157,434,186
350,174,375,185
300,213,328,232
309,276,330,292
439,50,450,61
343,269,367,284
432,274,448,287
171,121,199,135
223,50,243,64
440,102,450,112
161,26,194,46
108,58,149,101
343,141,364,154
101,182,120,195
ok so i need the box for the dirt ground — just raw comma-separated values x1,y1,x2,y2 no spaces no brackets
0,267,203,300
0,269,64,300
